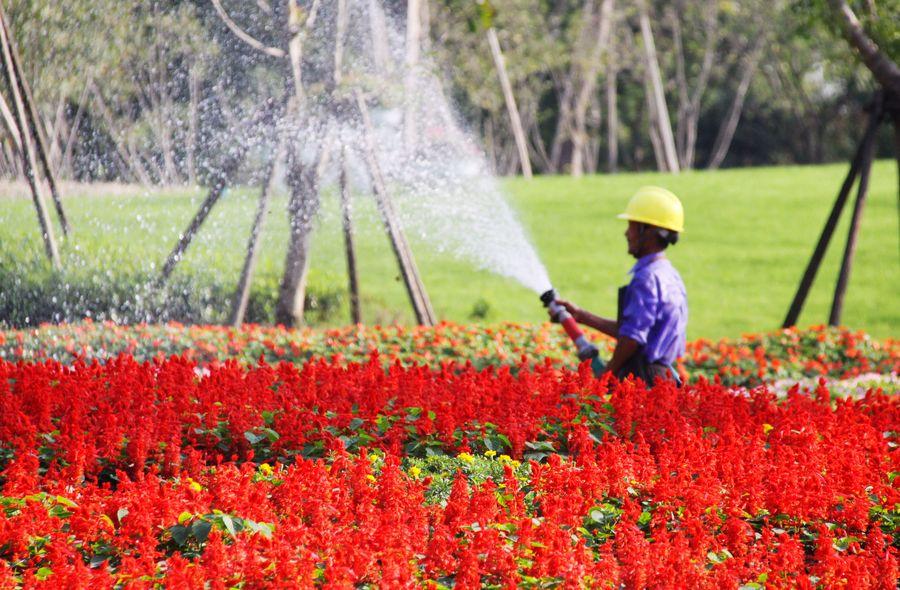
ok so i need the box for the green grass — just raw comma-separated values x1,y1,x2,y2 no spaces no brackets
0,161,897,339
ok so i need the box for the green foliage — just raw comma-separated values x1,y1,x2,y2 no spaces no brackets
404,452,531,505
794,0,900,63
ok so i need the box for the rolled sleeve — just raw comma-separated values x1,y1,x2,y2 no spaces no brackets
618,276,657,346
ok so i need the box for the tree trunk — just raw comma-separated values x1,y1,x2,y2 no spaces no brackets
549,0,595,173
606,61,618,172
571,0,615,177
404,0,421,147
707,37,763,170
277,0,321,326
367,0,391,74
276,140,323,326
637,0,679,173
486,27,533,179
419,0,431,54
334,0,349,87
670,0,717,169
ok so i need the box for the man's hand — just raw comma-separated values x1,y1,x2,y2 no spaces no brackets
550,299,582,323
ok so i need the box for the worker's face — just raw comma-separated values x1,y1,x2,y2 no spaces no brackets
625,221,643,257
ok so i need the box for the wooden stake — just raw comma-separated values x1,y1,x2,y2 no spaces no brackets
355,90,435,325
340,147,361,324
0,89,20,149
0,15,59,268
230,135,286,327
156,102,280,287
0,5,69,235
157,175,229,285
782,98,883,328
486,27,533,179
829,99,882,326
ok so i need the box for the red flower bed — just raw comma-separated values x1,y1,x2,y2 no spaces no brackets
0,356,897,587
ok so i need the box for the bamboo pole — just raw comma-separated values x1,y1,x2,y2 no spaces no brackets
486,27,533,179
0,14,59,268
0,4,69,235
0,88,20,149
355,90,436,325
782,98,883,328
229,134,286,327
340,147,361,324
829,99,882,326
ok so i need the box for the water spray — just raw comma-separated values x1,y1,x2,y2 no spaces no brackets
541,288,605,376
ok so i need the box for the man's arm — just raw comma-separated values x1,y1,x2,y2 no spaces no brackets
556,300,618,338
604,335,640,376
573,308,618,338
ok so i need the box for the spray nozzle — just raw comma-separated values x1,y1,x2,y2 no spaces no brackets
540,289,557,307
539,286,599,362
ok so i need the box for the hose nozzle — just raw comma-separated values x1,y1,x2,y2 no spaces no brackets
540,287,598,361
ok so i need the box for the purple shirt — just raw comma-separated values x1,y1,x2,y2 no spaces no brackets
618,252,687,365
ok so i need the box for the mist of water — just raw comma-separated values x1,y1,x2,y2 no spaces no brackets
295,0,553,295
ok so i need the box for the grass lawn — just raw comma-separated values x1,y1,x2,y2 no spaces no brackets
0,161,897,340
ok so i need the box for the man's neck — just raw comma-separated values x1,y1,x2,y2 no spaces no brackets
635,245,665,260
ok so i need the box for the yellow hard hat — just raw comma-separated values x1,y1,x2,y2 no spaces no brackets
617,186,684,233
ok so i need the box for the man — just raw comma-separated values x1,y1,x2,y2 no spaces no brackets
555,186,687,383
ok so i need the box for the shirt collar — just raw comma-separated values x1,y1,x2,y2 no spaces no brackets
629,251,666,275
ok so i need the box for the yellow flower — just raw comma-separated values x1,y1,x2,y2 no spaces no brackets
366,474,377,483
258,463,274,476
186,478,203,492
409,466,422,478
484,450,497,458
498,454,513,463
762,423,774,434
458,452,475,463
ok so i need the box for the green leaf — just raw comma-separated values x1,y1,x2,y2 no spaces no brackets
170,525,190,546
525,440,556,452
191,519,212,543
178,511,193,525
35,567,53,581
54,495,78,508
221,514,237,537
244,431,264,445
